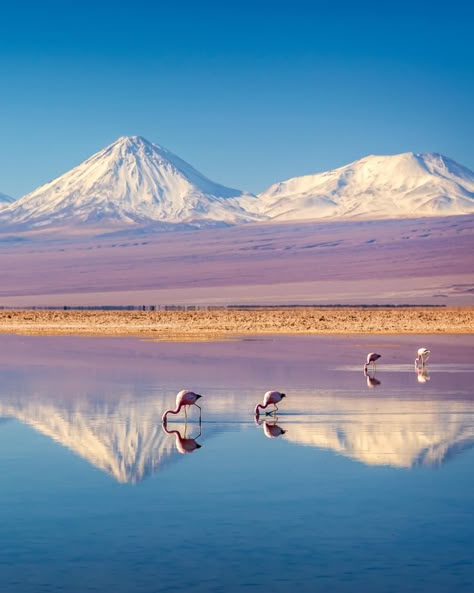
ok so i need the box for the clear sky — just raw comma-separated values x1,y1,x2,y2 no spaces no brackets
1,0,473,197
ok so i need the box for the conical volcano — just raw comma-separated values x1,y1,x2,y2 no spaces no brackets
1,136,257,228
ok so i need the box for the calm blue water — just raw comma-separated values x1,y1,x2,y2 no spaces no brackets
0,334,473,593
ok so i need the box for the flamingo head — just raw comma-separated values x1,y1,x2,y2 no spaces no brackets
254,404,261,417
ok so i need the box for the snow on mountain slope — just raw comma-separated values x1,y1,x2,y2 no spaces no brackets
2,147,474,230
0,136,258,228
252,152,474,221
0,192,14,209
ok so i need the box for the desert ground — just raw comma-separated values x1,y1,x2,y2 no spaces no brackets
0,307,473,339
0,215,473,308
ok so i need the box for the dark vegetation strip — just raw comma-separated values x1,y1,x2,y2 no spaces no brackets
0,304,447,311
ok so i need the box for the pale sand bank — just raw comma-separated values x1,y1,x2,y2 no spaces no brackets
0,308,473,340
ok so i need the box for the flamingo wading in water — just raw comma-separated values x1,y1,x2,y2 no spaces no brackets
364,352,381,372
254,391,286,417
162,390,203,425
416,347,430,367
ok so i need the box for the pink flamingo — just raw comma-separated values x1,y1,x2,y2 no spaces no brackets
415,347,430,367
254,391,286,417
364,352,381,372
162,390,203,425
162,423,202,454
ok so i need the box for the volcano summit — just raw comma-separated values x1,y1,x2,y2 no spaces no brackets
0,136,257,228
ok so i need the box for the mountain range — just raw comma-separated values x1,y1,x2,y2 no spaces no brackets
253,152,474,220
1,135,473,230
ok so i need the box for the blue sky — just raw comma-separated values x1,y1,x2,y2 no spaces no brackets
1,0,473,197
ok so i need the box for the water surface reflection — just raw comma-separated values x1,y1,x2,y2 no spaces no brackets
0,381,473,477
0,335,473,593
416,366,430,383
364,368,381,388
162,421,203,454
0,394,220,483
255,417,287,438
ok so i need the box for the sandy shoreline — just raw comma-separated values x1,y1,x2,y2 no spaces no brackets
0,307,473,340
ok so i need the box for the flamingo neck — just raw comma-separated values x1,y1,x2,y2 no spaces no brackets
254,402,270,417
162,403,183,423
162,424,180,436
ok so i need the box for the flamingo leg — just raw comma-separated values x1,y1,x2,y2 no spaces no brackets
196,414,202,439
194,403,202,423
266,404,279,416
184,406,188,421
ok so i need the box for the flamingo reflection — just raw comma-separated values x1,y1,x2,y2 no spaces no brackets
416,366,430,383
415,348,430,382
255,417,286,439
162,421,202,454
364,368,381,388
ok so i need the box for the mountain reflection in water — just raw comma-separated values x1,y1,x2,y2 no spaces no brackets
0,383,473,481
281,388,474,468
0,394,218,483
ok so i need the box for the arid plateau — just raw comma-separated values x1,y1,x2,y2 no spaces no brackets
0,214,473,309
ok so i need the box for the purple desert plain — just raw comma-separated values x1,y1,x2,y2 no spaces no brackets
0,215,472,306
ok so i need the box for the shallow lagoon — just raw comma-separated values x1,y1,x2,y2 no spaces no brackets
0,333,473,593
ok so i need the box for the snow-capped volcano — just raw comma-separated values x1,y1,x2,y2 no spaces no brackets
252,152,474,221
1,146,473,230
0,136,257,228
